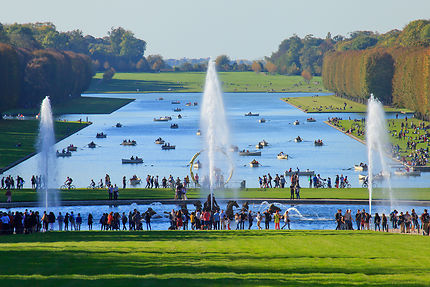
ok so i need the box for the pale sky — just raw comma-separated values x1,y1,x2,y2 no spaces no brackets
3,0,430,60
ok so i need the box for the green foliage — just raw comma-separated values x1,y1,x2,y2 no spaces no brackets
215,55,231,71
103,67,116,82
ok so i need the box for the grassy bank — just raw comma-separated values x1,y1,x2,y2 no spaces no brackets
0,120,89,170
4,187,430,202
86,72,329,94
0,230,429,286
4,96,134,116
333,118,430,166
283,95,411,113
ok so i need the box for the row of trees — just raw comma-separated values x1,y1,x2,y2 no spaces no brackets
0,43,93,113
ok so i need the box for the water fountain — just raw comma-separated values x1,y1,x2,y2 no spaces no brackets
366,94,393,214
37,96,58,209
200,60,232,208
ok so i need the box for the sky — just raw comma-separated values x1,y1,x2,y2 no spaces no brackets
3,0,430,60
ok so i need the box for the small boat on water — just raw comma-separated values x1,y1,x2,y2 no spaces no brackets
259,140,269,146
256,143,264,149
155,138,165,144
170,124,178,129
88,142,96,148
153,117,171,122
249,159,260,167
158,97,164,101
67,145,77,152
307,118,316,122
295,136,303,143
56,150,72,157
245,112,259,117
174,108,182,112
259,118,266,123
358,174,367,181
122,157,143,164
116,123,122,128
130,176,141,185
177,114,182,119
239,150,261,156
121,140,137,146
185,102,192,106
293,120,300,125
284,170,314,176
193,160,202,169
194,102,198,106
277,152,288,159
394,169,421,177
314,140,323,146
161,143,176,150
354,163,368,171
171,100,180,104
196,130,201,136
96,133,107,138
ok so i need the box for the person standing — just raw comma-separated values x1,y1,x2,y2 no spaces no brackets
57,212,64,231
248,210,253,230
122,212,127,230
281,210,290,230
122,176,126,189
88,213,93,231
267,173,273,188
145,211,152,231
355,210,361,230
64,213,69,231
295,183,301,200
420,209,429,235
69,212,76,231
256,211,262,230
411,209,419,233
382,213,388,232
108,185,113,200
290,184,295,200
264,210,271,230
374,213,381,231
76,213,82,231
113,184,119,200
274,211,280,230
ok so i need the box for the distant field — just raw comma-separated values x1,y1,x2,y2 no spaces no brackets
4,96,134,116
0,231,429,286
86,72,329,94
4,187,430,202
283,95,411,113
0,120,89,170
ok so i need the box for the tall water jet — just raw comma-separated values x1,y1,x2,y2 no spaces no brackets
365,94,393,214
37,96,58,209
200,60,232,207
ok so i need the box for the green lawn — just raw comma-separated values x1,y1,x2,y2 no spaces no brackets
283,95,411,113
335,118,430,166
4,96,134,116
6,187,430,202
0,230,429,286
86,72,329,94
0,120,89,170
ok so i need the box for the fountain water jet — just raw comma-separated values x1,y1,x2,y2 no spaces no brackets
200,60,232,208
37,97,58,209
365,94,393,214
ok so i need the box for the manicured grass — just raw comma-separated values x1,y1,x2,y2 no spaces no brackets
0,230,429,286
283,95,411,113
4,96,134,116
0,120,89,170
335,118,430,166
5,187,430,202
86,72,329,94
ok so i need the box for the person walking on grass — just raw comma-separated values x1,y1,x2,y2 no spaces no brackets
264,210,271,230
411,209,419,233
281,210,290,230
256,211,262,230
382,213,388,232
274,211,280,230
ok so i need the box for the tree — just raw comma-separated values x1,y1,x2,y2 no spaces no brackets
301,69,313,83
147,54,165,72
265,61,277,74
136,57,150,72
103,67,115,81
215,55,230,71
251,61,262,73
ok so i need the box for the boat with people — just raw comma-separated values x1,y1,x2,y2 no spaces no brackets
354,163,368,171
193,102,198,106
394,168,421,177
196,130,201,136
259,118,266,123
174,108,182,112
96,132,107,138
259,140,269,146
256,143,264,149
129,175,141,185
153,116,171,122
158,97,164,101
67,144,77,152
170,123,178,129
185,102,192,106
121,140,137,146
193,160,202,169
122,156,143,164
245,112,259,116
277,152,288,159
249,159,260,167
161,143,176,150
284,170,314,176
115,123,122,128
88,141,96,148
239,150,261,156
56,150,72,157
155,138,165,144
307,118,316,122
177,114,182,119
314,139,323,146
295,136,303,143
171,100,180,104
293,120,300,125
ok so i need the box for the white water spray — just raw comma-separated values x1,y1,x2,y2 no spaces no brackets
365,95,393,214
200,60,232,206
37,97,58,209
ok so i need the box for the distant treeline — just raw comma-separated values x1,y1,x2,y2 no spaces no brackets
0,43,93,113
322,20,430,118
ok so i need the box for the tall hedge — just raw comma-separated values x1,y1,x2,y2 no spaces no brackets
0,43,20,111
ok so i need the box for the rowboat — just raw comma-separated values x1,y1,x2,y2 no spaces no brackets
56,151,72,157
245,112,259,116
177,114,182,119
284,171,314,176
153,117,171,122
121,140,137,146
155,138,165,144
185,103,192,106
277,152,288,160
259,140,269,146
170,124,178,129
295,137,303,143
171,101,180,104
239,151,261,156
96,133,107,138
196,130,201,136
259,118,266,123
394,170,421,177
67,145,77,152
88,142,96,148
354,164,368,171
358,174,367,181
162,144,176,150
307,118,316,122
122,158,143,164
249,160,260,167
293,120,300,125
193,160,202,169
174,108,182,112
256,143,264,149
115,123,122,128
314,140,323,146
